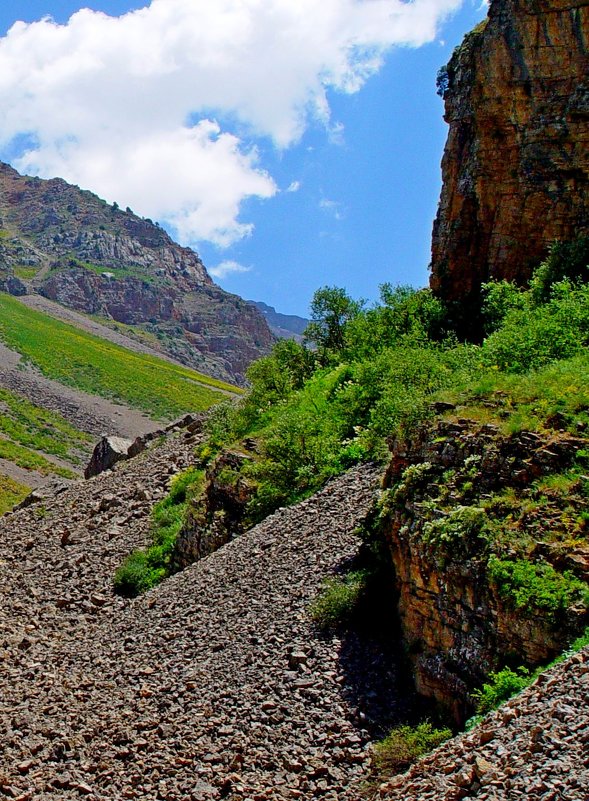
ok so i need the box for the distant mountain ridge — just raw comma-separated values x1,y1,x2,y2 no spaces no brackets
247,300,309,341
0,162,274,384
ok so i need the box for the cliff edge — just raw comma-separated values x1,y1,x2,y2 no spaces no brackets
430,0,589,318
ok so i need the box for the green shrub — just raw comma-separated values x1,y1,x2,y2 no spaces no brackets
309,570,368,629
488,556,589,619
530,237,589,303
113,467,204,597
422,505,491,553
482,283,589,373
472,666,531,715
372,722,452,775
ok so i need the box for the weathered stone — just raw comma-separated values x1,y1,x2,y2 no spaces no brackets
84,436,134,478
430,0,589,327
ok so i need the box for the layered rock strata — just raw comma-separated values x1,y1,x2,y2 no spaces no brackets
0,162,274,384
431,0,589,312
381,417,588,721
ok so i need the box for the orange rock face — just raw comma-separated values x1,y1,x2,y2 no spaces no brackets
430,0,589,306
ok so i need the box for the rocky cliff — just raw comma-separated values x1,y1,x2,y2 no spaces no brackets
0,162,274,384
379,414,589,721
430,0,589,317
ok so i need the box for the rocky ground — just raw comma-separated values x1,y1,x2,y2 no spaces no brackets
377,649,589,801
0,429,409,800
0,422,587,801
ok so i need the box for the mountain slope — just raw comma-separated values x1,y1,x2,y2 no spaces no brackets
0,436,403,800
0,161,274,384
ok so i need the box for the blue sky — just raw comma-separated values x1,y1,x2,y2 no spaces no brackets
0,1,486,315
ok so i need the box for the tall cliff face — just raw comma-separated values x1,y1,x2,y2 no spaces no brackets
430,0,589,311
0,162,274,384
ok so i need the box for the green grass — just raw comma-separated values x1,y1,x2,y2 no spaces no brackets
309,570,369,629
114,467,204,596
0,437,76,478
0,293,239,419
372,722,452,776
437,353,589,435
0,473,30,513
0,387,91,460
13,266,39,280
55,256,153,283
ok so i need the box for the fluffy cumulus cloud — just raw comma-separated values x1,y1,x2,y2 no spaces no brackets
208,260,251,279
0,0,462,246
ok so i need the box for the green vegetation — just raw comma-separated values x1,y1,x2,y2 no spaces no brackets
472,666,531,716
53,256,153,283
372,722,452,775
114,467,204,596
309,570,369,629
468,624,589,728
0,438,75,478
488,557,589,620
0,473,30,514
0,386,90,480
111,238,589,640
13,266,39,280
0,387,91,460
0,293,237,419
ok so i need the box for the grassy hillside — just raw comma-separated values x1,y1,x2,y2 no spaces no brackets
0,293,239,419
0,385,95,509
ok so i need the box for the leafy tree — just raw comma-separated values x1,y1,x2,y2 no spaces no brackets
530,237,589,303
304,286,363,361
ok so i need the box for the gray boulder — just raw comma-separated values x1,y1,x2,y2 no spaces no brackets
84,436,134,479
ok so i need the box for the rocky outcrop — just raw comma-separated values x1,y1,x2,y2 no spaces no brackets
380,417,589,721
430,0,589,318
174,449,257,567
84,436,137,478
0,161,274,384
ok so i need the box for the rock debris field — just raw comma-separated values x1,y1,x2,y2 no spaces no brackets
0,423,588,800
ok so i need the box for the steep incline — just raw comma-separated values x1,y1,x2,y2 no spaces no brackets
0,446,401,800
0,161,274,384
377,647,589,800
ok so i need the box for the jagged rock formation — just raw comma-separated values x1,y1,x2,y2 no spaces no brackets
430,0,589,316
0,162,274,384
380,416,589,721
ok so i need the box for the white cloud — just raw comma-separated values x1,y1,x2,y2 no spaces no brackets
286,181,302,193
0,0,463,246
320,198,345,221
208,260,251,280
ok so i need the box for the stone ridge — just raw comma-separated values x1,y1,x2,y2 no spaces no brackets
430,0,589,313
0,161,274,385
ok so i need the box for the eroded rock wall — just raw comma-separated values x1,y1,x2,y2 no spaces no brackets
381,418,588,721
431,0,589,313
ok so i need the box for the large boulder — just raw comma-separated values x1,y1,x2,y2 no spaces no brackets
84,436,135,479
